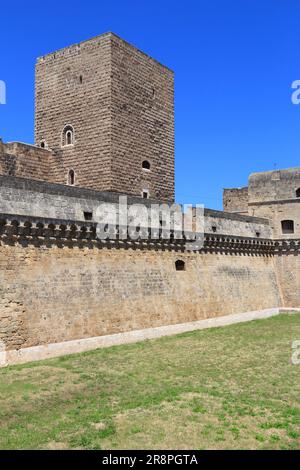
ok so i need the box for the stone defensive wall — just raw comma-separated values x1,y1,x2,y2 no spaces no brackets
0,175,271,237
223,187,249,214
0,175,299,366
0,140,61,183
0,211,291,366
248,168,300,203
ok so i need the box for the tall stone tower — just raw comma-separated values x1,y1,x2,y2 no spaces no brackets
35,32,174,201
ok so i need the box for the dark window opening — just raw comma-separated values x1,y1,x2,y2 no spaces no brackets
68,169,75,186
66,131,72,145
40,141,45,148
84,211,93,221
175,260,185,271
142,160,151,170
212,226,217,233
79,75,83,84
62,125,74,146
256,232,261,238
281,220,294,234
142,191,149,199
296,188,300,198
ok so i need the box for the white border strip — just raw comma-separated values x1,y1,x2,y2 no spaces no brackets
3,307,300,367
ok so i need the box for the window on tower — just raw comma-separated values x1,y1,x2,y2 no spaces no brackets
62,125,74,147
68,169,75,186
142,160,151,170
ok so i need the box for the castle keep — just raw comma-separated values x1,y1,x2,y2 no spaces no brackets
0,32,299,366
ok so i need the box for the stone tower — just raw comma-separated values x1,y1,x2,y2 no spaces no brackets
35,32,174,201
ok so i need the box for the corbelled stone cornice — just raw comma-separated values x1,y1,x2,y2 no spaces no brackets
0,212,293,255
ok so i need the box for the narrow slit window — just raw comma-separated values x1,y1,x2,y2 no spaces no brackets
66,131,72,145
175,260,185,271
68,169,75,186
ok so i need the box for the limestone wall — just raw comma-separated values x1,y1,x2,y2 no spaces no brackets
0,231,281,354
223,187,249,214
249,201,300,239
274,243,300,308
0,176,271,239
204,209,271,238
0,175,169,222
248,168,300,203
0,141,60,182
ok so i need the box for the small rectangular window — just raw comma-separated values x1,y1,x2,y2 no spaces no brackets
281,220,294,234
142,191,149,199
84,211,93,221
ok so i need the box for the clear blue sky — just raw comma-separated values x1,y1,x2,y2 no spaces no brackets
1,0,300,209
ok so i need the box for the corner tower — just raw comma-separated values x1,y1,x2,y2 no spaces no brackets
35,32,174,201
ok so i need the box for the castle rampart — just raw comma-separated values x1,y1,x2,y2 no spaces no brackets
0,32,299,366
0,140,60,182
0,210,282,365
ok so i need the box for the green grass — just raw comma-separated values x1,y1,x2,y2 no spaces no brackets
0,314,299,449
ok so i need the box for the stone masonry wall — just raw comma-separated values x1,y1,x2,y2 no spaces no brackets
0,237,281,353
0,141,60,182
0,176,270,237
110,34,174,200
275,250,300,308
203,209,271,238
35,33,112,189
248,168,300,203
249,201,300,239
223,187,249,214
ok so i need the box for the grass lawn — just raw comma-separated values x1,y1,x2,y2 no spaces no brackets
0,313,299,450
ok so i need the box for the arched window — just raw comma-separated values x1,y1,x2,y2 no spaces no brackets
281,220,294,234
68,169,75,186
142,160,151,170
175,260,185,271
66,131,72,145
296,188,300,198
40,140,46,149
62,125,74,147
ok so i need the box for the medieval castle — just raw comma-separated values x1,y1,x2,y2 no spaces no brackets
0,32,299,366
